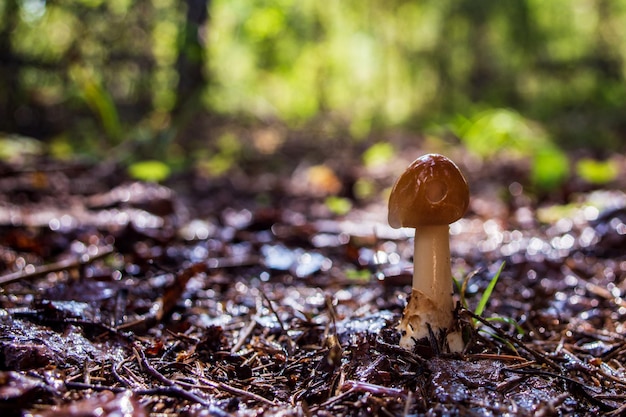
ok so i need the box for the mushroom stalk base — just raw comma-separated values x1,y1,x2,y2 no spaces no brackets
397,289,463,353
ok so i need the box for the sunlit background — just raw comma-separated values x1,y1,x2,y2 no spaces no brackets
1,0,625,188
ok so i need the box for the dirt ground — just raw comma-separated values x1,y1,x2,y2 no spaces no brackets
1,142,626,416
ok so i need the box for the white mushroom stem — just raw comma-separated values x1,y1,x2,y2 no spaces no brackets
398,224,463,352
412,225,454,315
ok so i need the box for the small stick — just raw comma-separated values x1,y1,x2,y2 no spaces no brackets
606,403,626,417
341,380,406,398
133,344,233,415
135,343,173,387
585,282,626,309
0,246,114,286
65,382,230,417
191,378,277,406
403,391,413,417
231,319,257,354
466,353,529,362
503,367,602,396
464,309,561,369
65,381,124,393
112,360,133,388
260,290,286,333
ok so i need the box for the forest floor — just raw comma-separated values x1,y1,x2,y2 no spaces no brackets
1,138,626,416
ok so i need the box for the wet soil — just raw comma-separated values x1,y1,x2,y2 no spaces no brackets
1,146,626,416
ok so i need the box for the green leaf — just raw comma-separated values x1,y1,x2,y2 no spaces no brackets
576,158,619,184
324,196,352,216
455,108,548,158
345,268,371,281
362,142,395,168
474,261,505,317
457,269,479,310
71,67,122,143
0,134,44,163
128,160,171,182
486,316,526,336
531,147,570,191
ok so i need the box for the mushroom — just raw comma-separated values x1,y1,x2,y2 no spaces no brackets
388,153,469,353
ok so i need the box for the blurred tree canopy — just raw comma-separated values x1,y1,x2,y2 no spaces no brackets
2,0,626,163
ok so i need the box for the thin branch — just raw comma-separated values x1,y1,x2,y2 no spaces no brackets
0,246,114,286
231,319,257,355
463,309,561,369
132,343,232,415
186,378,278,407
65,382,231,417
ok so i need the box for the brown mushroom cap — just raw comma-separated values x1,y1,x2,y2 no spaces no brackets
388,154,469,228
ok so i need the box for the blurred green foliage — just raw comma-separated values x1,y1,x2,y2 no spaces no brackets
530,146,571,191
195,132,243,177
324,196,353,216
362,142,395,169
576,158,620,184
2,0,626,176
128,159,171,182
209,0,626,152
0,134,44,164
452,108,571,190
453,109,551,158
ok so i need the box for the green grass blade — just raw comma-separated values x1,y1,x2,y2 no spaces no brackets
457,269,479,310
452,275,465,308
486,316,525,336
474,261,505,317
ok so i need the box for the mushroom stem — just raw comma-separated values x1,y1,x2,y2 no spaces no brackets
412,225,454,315
397,224,462,352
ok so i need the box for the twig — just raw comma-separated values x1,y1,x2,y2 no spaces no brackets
65,382,231,417
136,386,231,416
463,309,561,369
465,353,528,362
133,343,231,415
112,359,133,388
65,381,124,393
190,378,278,406
606,403,626,417
585,282,626,309
231,319,257,354
156,263,204,321
312,388,354,409
135,342,174,387
0,246,114,286
503,367,613,409
341,380,406,398
300,400,313,417
403,391,413,417
495,375,527,393
260,290,286,333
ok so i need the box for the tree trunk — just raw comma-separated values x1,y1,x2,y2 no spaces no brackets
0,0,21,133
174,0,209,117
